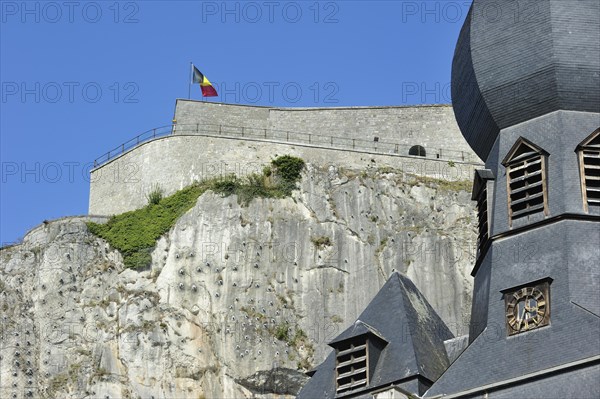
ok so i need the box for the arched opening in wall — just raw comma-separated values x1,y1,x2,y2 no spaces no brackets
409,145,426,157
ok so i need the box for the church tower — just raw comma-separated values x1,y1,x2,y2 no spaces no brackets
298,1,599,397
427,0,600,396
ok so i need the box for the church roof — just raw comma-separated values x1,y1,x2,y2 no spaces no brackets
452,0,600,160
297,272,454,398
328,320,387,346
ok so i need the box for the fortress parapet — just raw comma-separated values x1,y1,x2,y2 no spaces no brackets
173,100,477,158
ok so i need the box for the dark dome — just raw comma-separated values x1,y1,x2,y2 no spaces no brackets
451,0,600,160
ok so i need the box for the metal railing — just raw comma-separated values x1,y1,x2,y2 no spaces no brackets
93,123,480,168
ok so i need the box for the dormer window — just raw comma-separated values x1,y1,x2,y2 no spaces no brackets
502,138,549,225
329,321,387,396
335,339,368,393
576,128,600,212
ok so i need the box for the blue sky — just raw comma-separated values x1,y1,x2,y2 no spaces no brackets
0,0,471,245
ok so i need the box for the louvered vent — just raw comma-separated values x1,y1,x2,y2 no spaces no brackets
476,186,489,251
578,129,600,211
335,341,368,393
503,139,548,224
472,169,494,259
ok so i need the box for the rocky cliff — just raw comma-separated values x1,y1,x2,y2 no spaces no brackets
0,163,476,398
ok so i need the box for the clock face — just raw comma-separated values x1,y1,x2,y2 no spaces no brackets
505,285,550,335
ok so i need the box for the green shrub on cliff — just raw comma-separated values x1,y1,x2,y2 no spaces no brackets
87,156,305,269
271,154,305,188
87,183,205,269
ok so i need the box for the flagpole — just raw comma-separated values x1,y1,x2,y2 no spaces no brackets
188,62,193,99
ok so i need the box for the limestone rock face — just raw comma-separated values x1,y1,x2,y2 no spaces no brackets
0,165,476,398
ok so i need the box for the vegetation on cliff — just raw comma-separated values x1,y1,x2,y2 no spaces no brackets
87,155,305,269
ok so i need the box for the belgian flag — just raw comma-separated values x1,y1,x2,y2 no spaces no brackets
192,65,218,97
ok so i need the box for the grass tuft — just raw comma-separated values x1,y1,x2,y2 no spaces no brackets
311,236,332,249
146,183,164,205
407,174,473,192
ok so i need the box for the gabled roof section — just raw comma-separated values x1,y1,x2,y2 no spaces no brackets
297,272,454,398
502,137,549,166
576,127,600,150
348,272,454,384
329,320,387,347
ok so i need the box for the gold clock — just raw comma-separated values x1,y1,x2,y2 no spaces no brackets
505,283,550,335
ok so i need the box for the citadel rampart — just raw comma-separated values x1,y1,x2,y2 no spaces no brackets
173,100,477,155
89,100,482,215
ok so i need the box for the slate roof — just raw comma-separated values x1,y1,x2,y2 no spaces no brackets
297,272,454,398
452,0,600,160
328,320,387,346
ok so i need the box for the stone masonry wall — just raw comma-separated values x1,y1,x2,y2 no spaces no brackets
173,100,477,160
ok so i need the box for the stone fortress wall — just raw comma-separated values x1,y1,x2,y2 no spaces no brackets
173,100,477,158
89,100,482,216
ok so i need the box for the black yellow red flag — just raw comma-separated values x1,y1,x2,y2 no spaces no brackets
192,65,218,97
